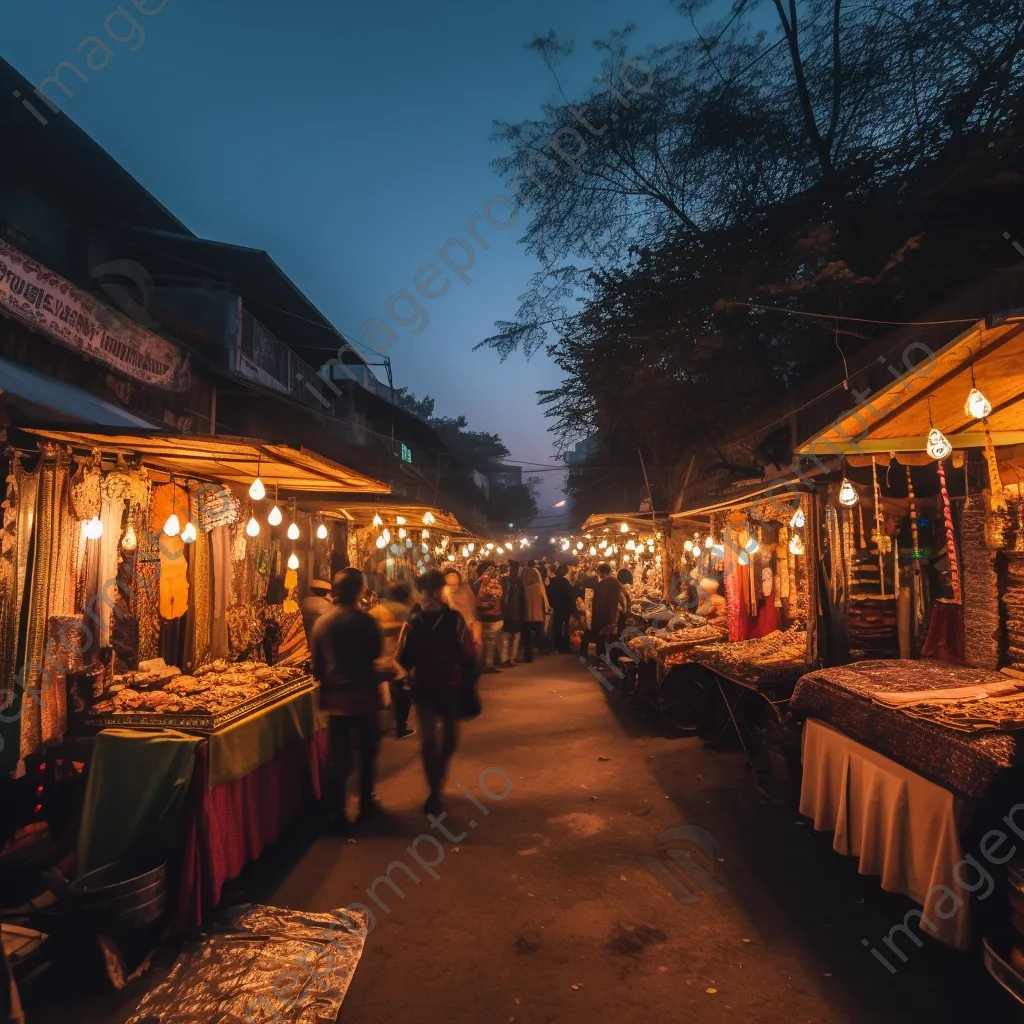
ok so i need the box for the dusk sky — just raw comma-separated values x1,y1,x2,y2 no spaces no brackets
4,0,688,508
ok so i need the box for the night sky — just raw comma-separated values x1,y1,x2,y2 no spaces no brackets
4,0,687,508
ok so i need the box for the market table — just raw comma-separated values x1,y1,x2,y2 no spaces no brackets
790,661,1024,804
800,718,971,949
174,685,327,931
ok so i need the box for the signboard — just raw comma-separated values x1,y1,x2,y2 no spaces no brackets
0,241,190,391
401,443,412,464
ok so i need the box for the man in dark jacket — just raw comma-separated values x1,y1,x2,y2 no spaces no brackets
546,564,577,653
591,563,628,659
311,568,383,826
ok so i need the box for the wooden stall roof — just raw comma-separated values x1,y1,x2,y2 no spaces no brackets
321,501,464,535
17,427,389,494
797,317,1024,456
671,474,816,520
580,512,669,535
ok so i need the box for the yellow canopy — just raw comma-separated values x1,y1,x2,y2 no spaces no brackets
580,512,668,535
798,317,1024,456
18,427,389,494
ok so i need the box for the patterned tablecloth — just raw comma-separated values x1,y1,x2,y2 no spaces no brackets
790,660,1024,803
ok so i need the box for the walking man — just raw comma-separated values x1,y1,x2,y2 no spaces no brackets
546,564,577,653
310,568,383,826
397,569,478,815
500,560,526,666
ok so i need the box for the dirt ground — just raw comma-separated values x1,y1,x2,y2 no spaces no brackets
27,654,1023,1022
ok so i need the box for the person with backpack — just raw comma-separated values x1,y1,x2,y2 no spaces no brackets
500,560,527,666
474,561,504,673
396,569,478,815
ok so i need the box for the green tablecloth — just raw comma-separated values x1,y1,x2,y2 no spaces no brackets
76,728,199,877
206,686,323,789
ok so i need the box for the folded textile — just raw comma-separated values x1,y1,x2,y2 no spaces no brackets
873,680,1023,707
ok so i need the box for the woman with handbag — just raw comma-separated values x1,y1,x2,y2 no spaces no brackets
397,569,479,815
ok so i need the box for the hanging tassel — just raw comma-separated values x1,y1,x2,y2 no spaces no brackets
936,458,962,604
983,422,1008,512
906,467,920,557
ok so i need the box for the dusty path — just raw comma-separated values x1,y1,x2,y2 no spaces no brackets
31,653,1018,1022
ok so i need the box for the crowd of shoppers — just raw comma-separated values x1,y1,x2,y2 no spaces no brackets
304,555,633,828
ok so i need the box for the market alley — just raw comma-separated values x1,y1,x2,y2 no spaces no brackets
204,658,1014,1022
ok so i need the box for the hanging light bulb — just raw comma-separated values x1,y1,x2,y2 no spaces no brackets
423,511,436,525
705,535,714,549
316,522,328,540
927,427,952,460
376,534,387,549
497,545,505,554
396,516,407,525
625,539,636,551
590,545,597,555
249,474,265,501
268,505,283,527
246,516,260,537
372,513,383,528
380,528,390,544
647,542,655,552
620,522,630,533
965,387,992,420
181,521,198,544
162,513,181,538
84,515,104,540
561,540,570,551
121,522,138,551
287,552,299,571
461,545,469,557
406,538,413,549
422,528,430,539
576,542,583,551
468,543,475,553
789,509,806,529
789,533,806,556
622,553,630,563
684,540,693,553
398,527,407,539
422,542,429,553
838,479,859,506
598,539,608,549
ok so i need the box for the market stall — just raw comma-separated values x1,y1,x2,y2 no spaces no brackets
790,315,1024,952
321,502,464,595
0,425,388,929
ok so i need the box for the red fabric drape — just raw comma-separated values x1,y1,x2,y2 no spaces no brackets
175,729,327,932
921,600,966,664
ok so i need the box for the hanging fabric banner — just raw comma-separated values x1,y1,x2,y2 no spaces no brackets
0,241,190,391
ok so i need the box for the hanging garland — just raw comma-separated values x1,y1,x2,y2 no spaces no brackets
936,458,962,604
872,456,886,597
906,466,920,557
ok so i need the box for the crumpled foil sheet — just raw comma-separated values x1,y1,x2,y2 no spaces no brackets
126,904,368,1022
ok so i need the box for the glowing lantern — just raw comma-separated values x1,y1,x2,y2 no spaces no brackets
316,522,328,540
838,479,859,506
398,528,407,539
396,516,407,525
789,509,806,529
287,552,299,570
248,476,265,501
372,513,383,528
589,546,597,555
705,535,714,549
789,534,806,556
246,516,260,537
268,505,283,527
620,522,629,533
181,521,197,544
121,523,138,551
85,516,104,540
964,387,992,420
927,427,952,461
162,513,181,538
684,540,693,553
287,522,300,540
376,535,387,549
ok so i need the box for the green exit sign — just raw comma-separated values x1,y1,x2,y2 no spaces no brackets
401,444,412,464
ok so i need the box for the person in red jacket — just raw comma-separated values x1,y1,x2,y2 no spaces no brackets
397,569,478,815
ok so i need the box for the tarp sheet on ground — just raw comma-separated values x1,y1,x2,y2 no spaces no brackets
125,904,369,1022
